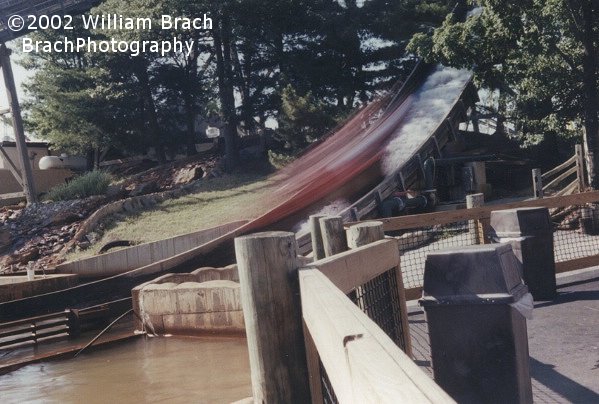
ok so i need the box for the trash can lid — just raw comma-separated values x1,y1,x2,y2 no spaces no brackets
420,243,528,306
490,207,551,237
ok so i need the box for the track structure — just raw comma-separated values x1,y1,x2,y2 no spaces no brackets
0,0,99,43
0,59,478,322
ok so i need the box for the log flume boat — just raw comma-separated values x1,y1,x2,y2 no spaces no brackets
0,61,478,321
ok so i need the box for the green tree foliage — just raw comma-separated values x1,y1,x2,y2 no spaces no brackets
408,0,599,186
274,85,339,153
22,23,144,160
22,0,457,170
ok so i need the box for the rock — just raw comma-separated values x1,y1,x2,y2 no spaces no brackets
6,247,39,265
174,166,204,185
130,181,159,197
77,241,91,250
43,210,81,227
106,184,128,199
122,199,136,213
85,232,99,244
0,227,10,253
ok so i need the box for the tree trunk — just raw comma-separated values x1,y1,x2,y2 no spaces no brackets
213,12,239,171
184,38,199,157
581,1,599,189
494,91,507,137
134,58,166,164
232,40,255,136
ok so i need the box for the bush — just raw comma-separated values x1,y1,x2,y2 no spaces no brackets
267,150,296,169
46,170,113,201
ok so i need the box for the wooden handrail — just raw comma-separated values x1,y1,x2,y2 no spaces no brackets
301,239,399,294
300,269,455,403
541,155,576,180
352,190,599,231
543,166,577,191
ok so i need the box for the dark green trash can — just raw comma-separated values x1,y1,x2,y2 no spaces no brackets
420,243,533,404
490,207,557,300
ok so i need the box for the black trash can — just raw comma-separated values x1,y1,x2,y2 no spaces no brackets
420,243,533,404
490,207,557,300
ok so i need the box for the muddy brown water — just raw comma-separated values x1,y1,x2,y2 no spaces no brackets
0,336,252,403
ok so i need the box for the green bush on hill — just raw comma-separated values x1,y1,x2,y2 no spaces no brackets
45,170,113,201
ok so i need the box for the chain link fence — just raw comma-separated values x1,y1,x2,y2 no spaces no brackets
393,202,599,292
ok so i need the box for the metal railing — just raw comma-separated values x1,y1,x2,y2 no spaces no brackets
0,310,75,349
0,297,131,350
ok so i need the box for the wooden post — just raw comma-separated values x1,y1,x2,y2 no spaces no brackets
462,166,475,194
467,193,486,244
346,222,384,249
532,168,543,199
575,144,586,191
309,214,326,261
235,231,310,403
319,216,346,257
0,44,37,204
346,221,413,358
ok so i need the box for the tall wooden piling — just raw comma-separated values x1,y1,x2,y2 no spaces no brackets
309,214,327,261
235,231,310,403
319,216,347,257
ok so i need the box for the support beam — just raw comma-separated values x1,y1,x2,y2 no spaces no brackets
0,43,37,204
0,144,24,188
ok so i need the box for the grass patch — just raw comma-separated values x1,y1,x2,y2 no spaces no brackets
46,170,112,201
66,171,275,261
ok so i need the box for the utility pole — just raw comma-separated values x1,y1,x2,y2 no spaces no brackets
0,42,37,204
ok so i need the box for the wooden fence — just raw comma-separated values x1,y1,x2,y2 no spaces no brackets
532,144,586,198
235,223,453,403
349,190,599,300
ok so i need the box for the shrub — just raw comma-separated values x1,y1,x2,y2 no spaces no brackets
267,150,296,169
46,170,113,201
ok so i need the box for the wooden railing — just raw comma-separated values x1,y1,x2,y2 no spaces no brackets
235,225,452,403
300,269,454,404
347,190,599,300
532,144,585,198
